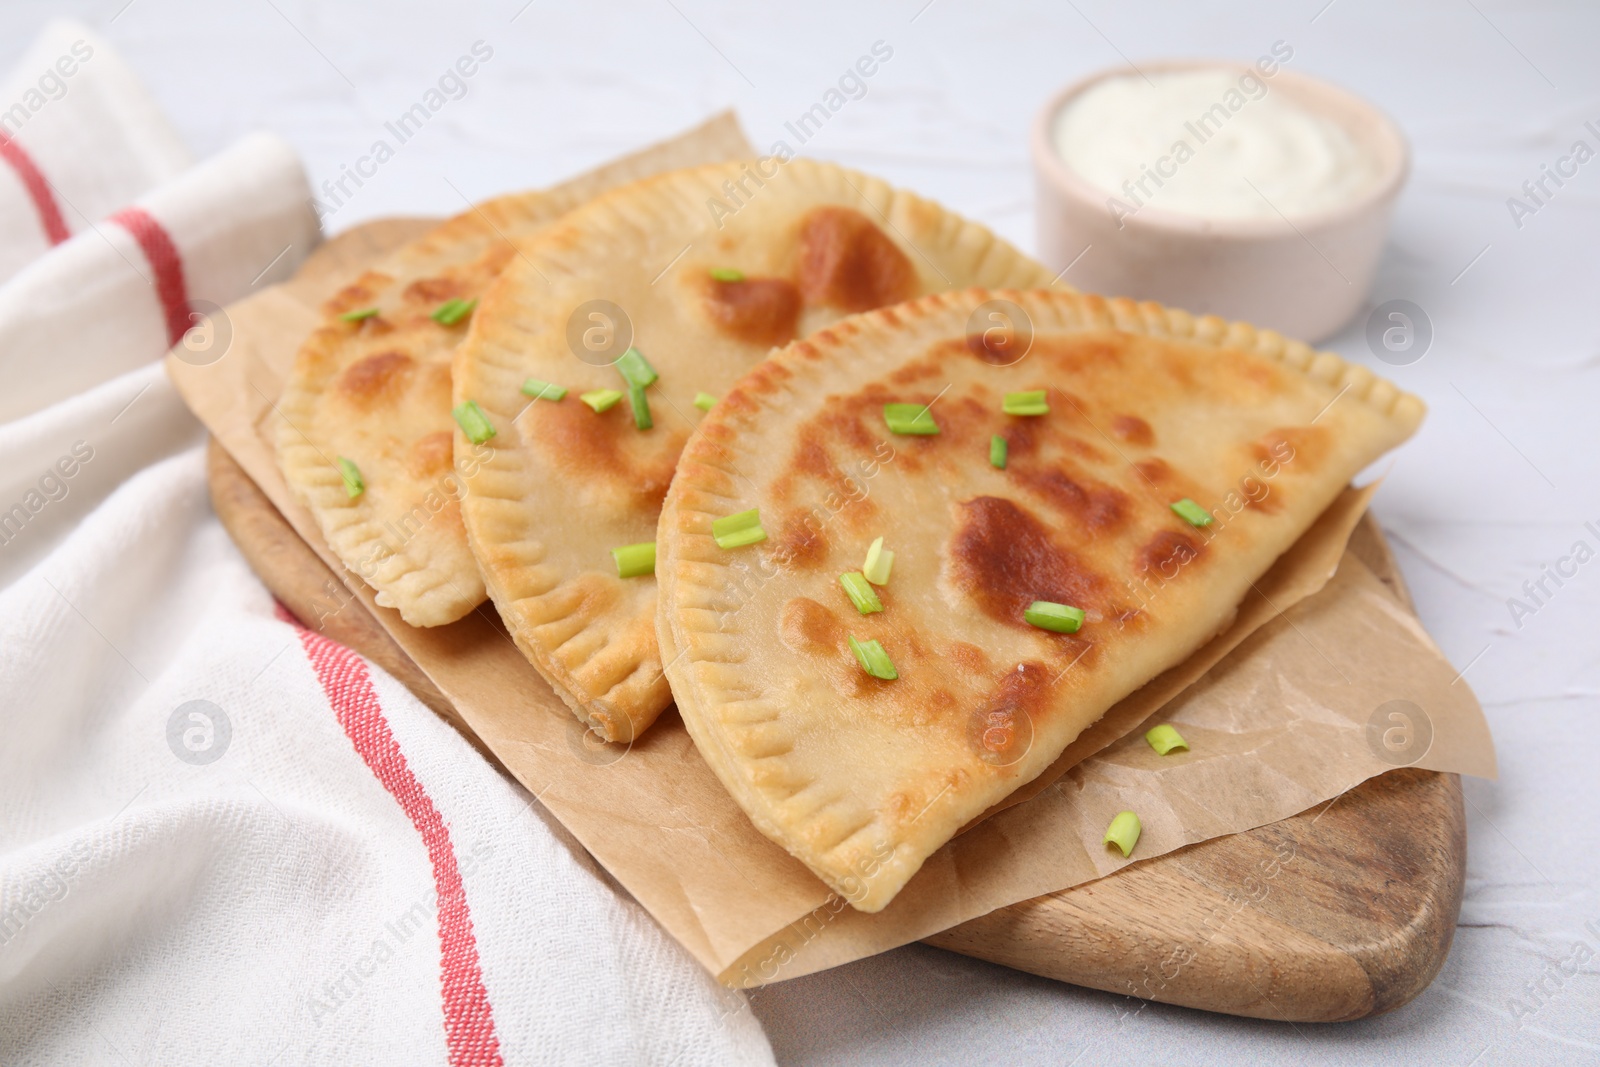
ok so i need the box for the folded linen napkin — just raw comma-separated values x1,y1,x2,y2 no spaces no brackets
0,20,191,285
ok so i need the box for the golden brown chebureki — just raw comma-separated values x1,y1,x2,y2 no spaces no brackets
274,118,750,626
656,288,1424,911
452,158,1055,741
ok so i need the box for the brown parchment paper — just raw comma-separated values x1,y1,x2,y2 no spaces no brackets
166,113,1496,986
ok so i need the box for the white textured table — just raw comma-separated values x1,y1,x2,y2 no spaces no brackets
7,1,1595,1063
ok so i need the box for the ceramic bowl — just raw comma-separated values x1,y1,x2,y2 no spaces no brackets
1031,60,1409,343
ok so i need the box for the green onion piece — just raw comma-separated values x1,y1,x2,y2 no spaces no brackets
990,434,1007,469
1003,390,1049,416
848,635,898,680
336,456,364,499
611,541,656,579
451,400,496,444
615,347,659,389
862,537,894,586
1024,600,1085,634
1171,498,1214,527
339,307,379,322
520,377,567,401
579,389,623,413
628,382,653,430
838,572,883,614
431,297,478,326
1103,811,1142,858
709,267,744,282
883,402,940,435
711,508,767,550
1145,723,1189,755
693,391,717,412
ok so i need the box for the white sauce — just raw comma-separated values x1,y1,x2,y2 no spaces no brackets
1053,69,1379,221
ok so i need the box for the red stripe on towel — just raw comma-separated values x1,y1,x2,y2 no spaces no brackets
108,205,192,348
284,608,505,1067
0,132,70,245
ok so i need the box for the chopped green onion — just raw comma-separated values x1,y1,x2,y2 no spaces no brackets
431,298,478,326
848,635,898,680
1003,390,1049,416
1103,811,1141,858
709,267,744,282
336,456,364,499
580,388,623,413
611,541,656,579
838,572,883,614
693,391,717,412
990,434,1007,469
1171,498,1213,527
521,377,567,401
883,402,939,435
451,400,496,444
340,307,379,322
1145,724,1189,755
615,347,658,389
628,382,653,430
862,537,894,586
711,508,767,550
1024,600,1085,634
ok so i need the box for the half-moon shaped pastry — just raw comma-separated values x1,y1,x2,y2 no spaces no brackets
656,287,1424,911
453,159,1054,739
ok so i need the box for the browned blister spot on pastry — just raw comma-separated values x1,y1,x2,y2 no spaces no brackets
531,397,684,513
325,272,391,317
477,243,516,278
964,328,1028,366
998,417,1042,461
889,358,948,385
1254,425,1323,472
771,423,884,521
626,454,682,514
404,275,468,304
1134,458,1172,484
947,641,991,676
813,400,883,458
774,511,828,568
1223,467,1285,515
1040,333,1133,376
1012,468,1128,533
703,277,802,347
1138,529,1204,580
765,387,889,500
1111,414,1154,446
1112,605,1147,632
336,351,414,409
408,431,455,479
967,661,1062,767
780,596,843,654
790,430,835,482
538,574,625,651
417,361,453,408
884,766,973,825
949,496,1111,627
1064,435,1111,464
797,206,916,312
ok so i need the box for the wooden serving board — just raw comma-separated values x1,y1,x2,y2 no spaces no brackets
208,439,1463,1022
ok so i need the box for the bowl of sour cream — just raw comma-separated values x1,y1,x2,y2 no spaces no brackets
1032,56,1409,342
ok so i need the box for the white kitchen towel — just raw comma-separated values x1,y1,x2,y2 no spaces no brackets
0,20,191,285
0,130,320,425
0,23,775,1067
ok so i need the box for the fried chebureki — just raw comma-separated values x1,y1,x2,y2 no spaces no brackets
655,288,1424,911
274,115,750,626
453,159,1055,740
